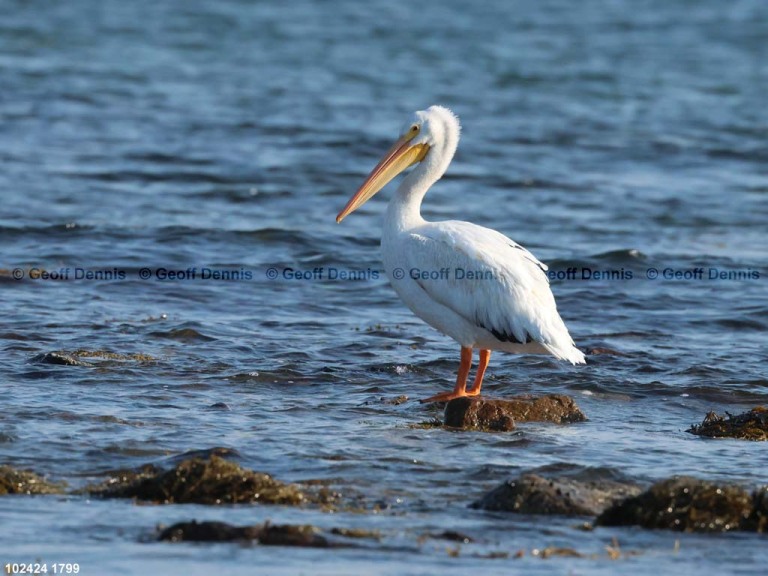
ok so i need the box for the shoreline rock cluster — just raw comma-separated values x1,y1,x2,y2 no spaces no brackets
1,401,766,548
472,471,768,534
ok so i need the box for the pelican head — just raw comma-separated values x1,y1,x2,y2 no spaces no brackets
336,105,460,223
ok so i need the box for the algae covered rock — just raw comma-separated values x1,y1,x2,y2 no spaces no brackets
472,472,640,516
158,520,331,547
596,477,757,533
32,349,155,367
0,465,66,495
156,520,382,547
688,408,768,441
93,455,307,505
444,394,587,431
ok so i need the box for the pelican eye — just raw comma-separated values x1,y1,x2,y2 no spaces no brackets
409,124,420,135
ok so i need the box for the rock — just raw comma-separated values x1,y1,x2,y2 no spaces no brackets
687,407,768,441
149,328,214,341
409,418,443,430
31,349,155,366
472,473,640,516
160,447,240,467
445,399,515,431
158,520,331,547
91,455,307,505
444,395,587,431
158,520,262,542
329,527,380,539
83,463,160,495
586,347,627,356
256,523,331,547
429,530,475,543
0,466,66,495
68,349,155,362
537,547,584,559
361,395,409,406
596,477,761,532
31,352,92,366
156,521,381,547
208,402,231,410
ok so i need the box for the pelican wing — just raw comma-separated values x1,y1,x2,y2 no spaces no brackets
402,220,583,363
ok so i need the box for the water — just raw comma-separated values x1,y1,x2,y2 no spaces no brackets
1,0,767,573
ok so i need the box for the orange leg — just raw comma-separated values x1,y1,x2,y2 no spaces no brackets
466,349,491,396
420,346,473,403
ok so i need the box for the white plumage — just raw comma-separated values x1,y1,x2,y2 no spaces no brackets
337,105,584,402
385,220,585,363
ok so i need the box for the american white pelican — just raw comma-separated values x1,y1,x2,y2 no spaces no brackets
337,106,585,402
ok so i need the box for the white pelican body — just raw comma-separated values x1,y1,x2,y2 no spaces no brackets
337,106,585,402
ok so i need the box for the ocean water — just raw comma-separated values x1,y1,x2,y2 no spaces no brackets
1,0,767,574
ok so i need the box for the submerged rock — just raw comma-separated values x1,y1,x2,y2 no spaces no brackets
585,347,627,356
158,520,332,547
32,352,92,366
596,477,767,533
472,473,640,516
444,395,587,431
329,527,381,539
92,455,307,505
428,530,475,543
69,349,155,362
687,407,768,441
409,418,443,430
32,349,155,366
149,328,214,342
0,466,66,495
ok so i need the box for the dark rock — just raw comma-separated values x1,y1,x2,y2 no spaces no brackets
31,352,91,366
444,395,587,431
472,473,640,516
586,347,627,356
597,477,758,532
208,402,231,410
149,328,215,341
445,399,515,431
158,520,331,547
91,455,307,505
158,520,261,542
430,530,475,543
0,465,66,495
256,523,331,547
687,407,768,441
